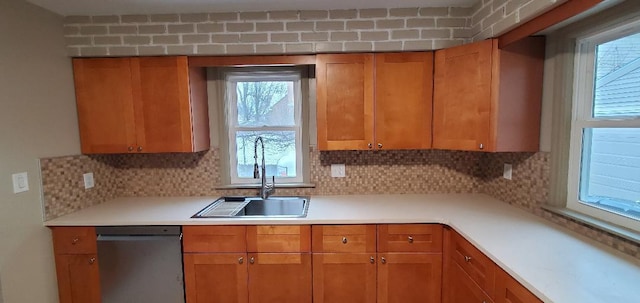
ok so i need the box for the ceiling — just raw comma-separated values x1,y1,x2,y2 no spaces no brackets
26,0,479,16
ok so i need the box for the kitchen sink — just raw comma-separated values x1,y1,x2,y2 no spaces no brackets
191,196,310,218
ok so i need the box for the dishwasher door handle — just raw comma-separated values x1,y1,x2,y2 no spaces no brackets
97,234,182,241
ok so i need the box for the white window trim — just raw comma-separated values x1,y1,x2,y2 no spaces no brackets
224,69,304,185
566,18,640,232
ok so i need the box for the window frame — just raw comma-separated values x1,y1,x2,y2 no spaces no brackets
223,68,305,185
567,18,640,232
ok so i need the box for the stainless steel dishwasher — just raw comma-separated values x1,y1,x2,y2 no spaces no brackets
96,226,185,303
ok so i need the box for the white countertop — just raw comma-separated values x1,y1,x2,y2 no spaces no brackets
45,193,640,303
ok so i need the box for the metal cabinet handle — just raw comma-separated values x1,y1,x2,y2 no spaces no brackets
408,236,413,243
464,255,472,263
370,256,375,264
89,257,96,264
71,237,79,245
368,143,373,149
377,143,382,149
238,257,244,264
249,257,255,264
127,146,134,152
137,146,143,152
342,237,347,244
479,143,484,150
381,257,386,264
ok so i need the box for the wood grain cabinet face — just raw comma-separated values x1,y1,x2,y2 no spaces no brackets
450,230,496,298
448,261,494,303
183,225,247,253
378,224,443,253
433,37,544,152
312,253,377,303
495,269,542,303
316,52,433,151
377,253,442,303
183,253,249,303
312,225,377,253
247,225,311,253
73,56,209,154
247,253,312,303
51,227,100,303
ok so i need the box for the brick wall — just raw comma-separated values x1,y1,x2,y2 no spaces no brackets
62,1,561,57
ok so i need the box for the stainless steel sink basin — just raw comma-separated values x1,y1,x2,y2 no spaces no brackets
191,196,310,218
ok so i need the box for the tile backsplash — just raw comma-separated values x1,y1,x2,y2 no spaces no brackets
40,148,640,259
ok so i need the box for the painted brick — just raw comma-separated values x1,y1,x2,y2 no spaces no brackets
150,14,180,22
492,0,509,11
316,21,345,31
482,7,505,30
347,20,375,30
121,15,148,23
226,22,255,32
109,46,137,56
65,16,91,24
519,0,556,22
138,46,166,55
390,8,419,17
301,32,329,41
168,24,195,34
472,0,485,13
240,12,269,20
421,29,451,39
197,44,226,54
110,25,137,34
391,29,419,40
361,31,390,41
471,4,492,26
65,37,91,46
450,7,473,17
506,0,530,15
329,10,358,19
404,40,433,50
64,26,80,35
94,36,122,45
315,42,343,52
407,18,436,28
437,18,467,28
80,25,107,35
227,44,255,54
269,11,299,20
330,31,359,41
452,28,473,38
285,43,314,53
256,44,285,54
376,19,405,29
493,12,519,35
473,26,493,42
286,21,314,31
180,13,209,22
80,47,108,56
124,36,151,45
197,23,225,33
433,39,464,49
167,45,195,55
138,25,166,34
344,42,373,52
271,33,299,42
359,9,388,18
300,10,328,20
374,41,403,51
256,22,284,32
240,33,269,42
212,34,240,43
92,15,119,24
67,47,81,57
152,35,181,44
182,34,211,44
419,8,448,16
210,12,239,21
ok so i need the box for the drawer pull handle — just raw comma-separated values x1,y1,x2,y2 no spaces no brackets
72,237,79,245
88,257,96,264
464,255,472,263
238,257,244,264
127,146,134,152
408,236,413,243
249,257,255,264
381,257,386,264
370,256,375,264
342,237,347,244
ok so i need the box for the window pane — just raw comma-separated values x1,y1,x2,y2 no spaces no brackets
593,32,640,117
236,81,295,126
579,128,640,220
235,131,297,178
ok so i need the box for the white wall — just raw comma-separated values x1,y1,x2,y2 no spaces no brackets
0,0,80,302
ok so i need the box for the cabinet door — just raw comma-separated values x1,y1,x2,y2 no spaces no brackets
313,253,376,303
183,253,249,303
375,52,433,150
54,254,101,303
433,40,493,151
73,58,137,153
448,261,494,303
133,56,203,153
495,269,542,303
316,54,374,150
248,253,312,303
378,253,442,303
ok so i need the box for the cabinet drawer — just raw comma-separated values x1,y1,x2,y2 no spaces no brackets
451,231,496,298
247,225,311,252
495,268,542,303
377,224,443,253
312,225,376,253
52,227,97,254
183,226,246,253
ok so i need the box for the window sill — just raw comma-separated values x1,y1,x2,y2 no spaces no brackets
542,205,640,244
215,183,316,190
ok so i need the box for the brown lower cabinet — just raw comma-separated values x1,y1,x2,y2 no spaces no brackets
51,227,100,303
313,253,377,303
378,253,442,303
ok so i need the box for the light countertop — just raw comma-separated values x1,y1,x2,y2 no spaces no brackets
45,193,640,303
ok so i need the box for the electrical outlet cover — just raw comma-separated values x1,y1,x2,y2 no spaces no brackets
83,172,95,189
503,164,513,180
12,172,29,193
331,164,346,178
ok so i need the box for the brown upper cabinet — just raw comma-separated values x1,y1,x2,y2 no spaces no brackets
72,56,209,154
316,52,433,151
433,37,545,152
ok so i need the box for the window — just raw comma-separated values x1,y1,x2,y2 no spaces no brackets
224,68,304,185
568,19,640,231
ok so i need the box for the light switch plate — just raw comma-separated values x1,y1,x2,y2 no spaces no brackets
503,164,513,180
83,172,95,189
12,172,29,193
331,164,346,178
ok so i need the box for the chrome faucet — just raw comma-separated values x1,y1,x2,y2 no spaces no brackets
253,136,275,199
